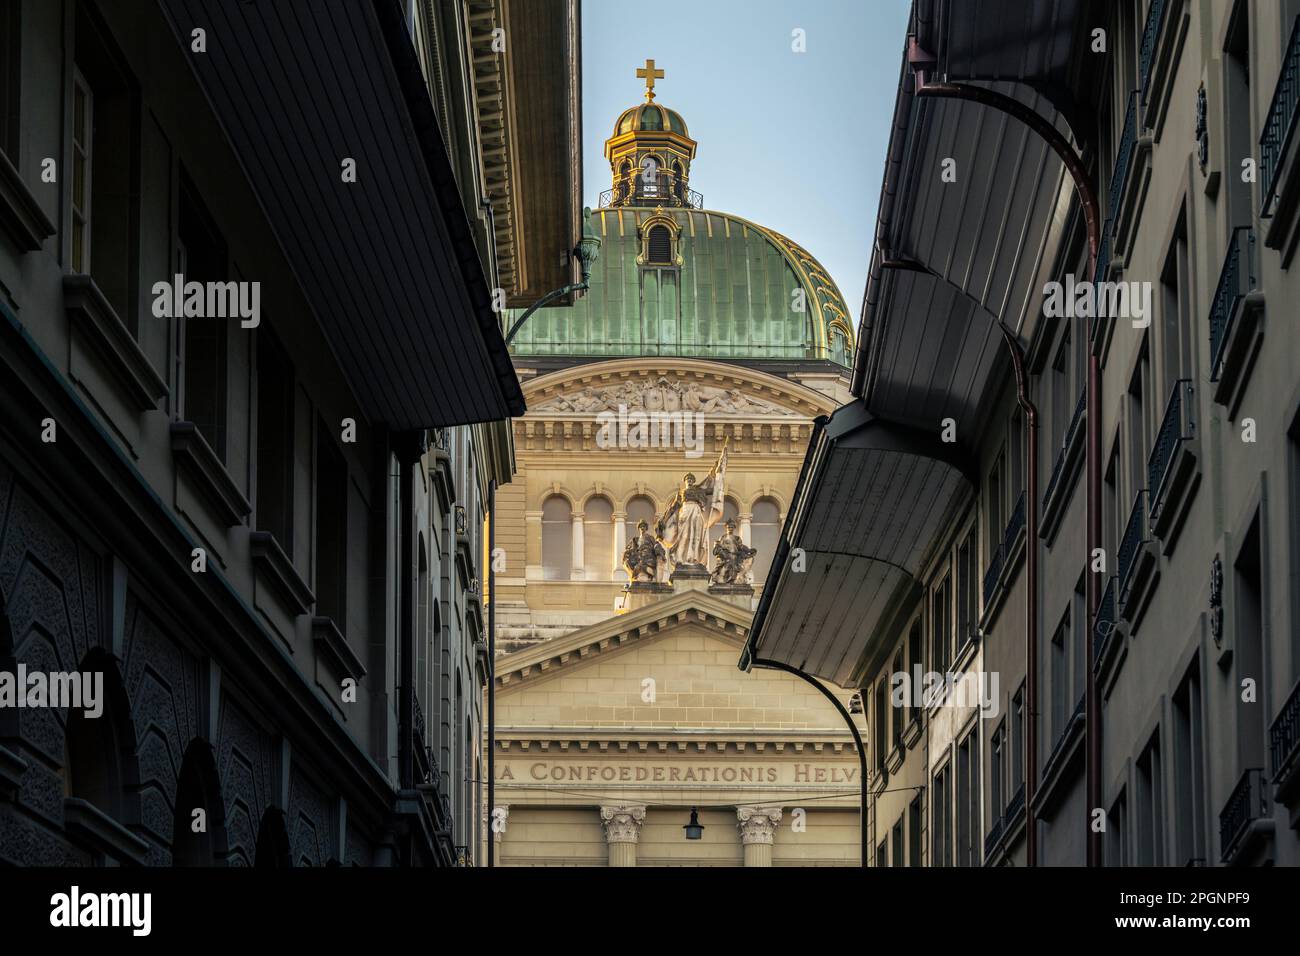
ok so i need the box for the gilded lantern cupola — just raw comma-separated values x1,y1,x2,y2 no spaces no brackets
603,60,700,209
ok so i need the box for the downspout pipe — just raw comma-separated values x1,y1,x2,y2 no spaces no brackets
486,477,497,867
749,656,869,870
910,74,1101,867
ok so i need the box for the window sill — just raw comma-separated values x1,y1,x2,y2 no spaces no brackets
63,797,151,865
250,531,314,615
0,148,55,252
170,421,251,527
64,274,168,412
313,615,366,683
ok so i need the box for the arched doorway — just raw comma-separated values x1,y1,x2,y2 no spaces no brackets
171,738,229,866
254,806,292,867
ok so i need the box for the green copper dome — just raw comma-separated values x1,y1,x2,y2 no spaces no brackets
508,208,853,364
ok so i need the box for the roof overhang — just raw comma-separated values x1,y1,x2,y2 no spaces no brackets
473,0,584,309
161,0,526,428
852,0,1104,445
740,401,976,686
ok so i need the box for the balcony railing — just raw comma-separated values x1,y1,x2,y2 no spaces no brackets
454,504,468,537
1092,576,1118,671
431,427,451,455
1219,768,1267,862
1006,783,1025,823
1042,390,1087,510
1209,227,1257,381
1261,16,1300,216
599,177,703,210
1117,491,1149,602
1108,91,1139,226
1147,379,1194,517
982,491,1026,609
1270,678,1300,783
1139,0,1168,102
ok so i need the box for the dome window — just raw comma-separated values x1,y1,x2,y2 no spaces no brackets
641,106,663,131
647,225,673,264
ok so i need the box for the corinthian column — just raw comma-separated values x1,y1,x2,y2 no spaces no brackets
736,806,782,867
600,804,647,867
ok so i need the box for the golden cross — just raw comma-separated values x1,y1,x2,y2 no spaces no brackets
636,58,664,101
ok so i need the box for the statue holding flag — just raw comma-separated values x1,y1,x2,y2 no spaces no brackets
657,439,728,578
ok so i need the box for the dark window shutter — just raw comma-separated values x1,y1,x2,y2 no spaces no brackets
648,225,672,264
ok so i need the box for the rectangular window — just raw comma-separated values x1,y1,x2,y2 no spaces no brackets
990,722,1005,821
314,420,348,624
1011,688,1024,795
1126,343,1151,504
1010,409,1024,504
891,650,903,754
931,572,952,676
956,528,977,646
0,0,18,157
1171,659,1206,865
1234,513,1266,767
876,840,887,869
1052,333,1070,452
891,817,904,867
256,329,295,554
1135,731,1164,865
1158,208,1193,397
988,449,1005,560
74,2,136,325
1290,419,1300,683
179,175,229,459
907,622,922,729
931,761,951,868
908,794,923,867
1073,574,1087,706
1051,612,1068,743
1107,789,1129,866
956,732,979,867
1223,4,1253,230
71,69,92,274
874,678,889,774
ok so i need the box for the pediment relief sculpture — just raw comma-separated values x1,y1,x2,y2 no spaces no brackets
532,376,797,416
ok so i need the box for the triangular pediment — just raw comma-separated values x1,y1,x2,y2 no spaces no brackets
495,590,857,739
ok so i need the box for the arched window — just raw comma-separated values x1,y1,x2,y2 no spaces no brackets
584,496,614,580
647,225,672,264
624,495,657,545
751,498,782,585
254,807,291,867
63,649,137,825
172,739,228,866
830,326,849,366
541,495,571,581
617,159,631,202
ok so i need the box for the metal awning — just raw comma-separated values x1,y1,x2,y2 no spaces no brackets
740,402,975,687
161,0,526,428
743,0,1106,683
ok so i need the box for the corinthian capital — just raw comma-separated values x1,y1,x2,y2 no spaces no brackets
600,804,647,844
736,806,782,845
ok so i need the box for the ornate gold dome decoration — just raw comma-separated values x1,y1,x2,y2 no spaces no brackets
603,61,699,209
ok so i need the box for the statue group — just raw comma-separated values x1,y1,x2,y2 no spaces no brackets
621,444,757,590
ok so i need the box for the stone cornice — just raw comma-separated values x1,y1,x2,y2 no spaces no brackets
494,730,856,754
520,357,837,418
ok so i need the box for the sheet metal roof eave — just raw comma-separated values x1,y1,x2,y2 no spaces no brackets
160,0,526,430
738,402,977,674
373,0,526,423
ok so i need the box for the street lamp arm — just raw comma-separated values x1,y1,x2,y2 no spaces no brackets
504,280,589,345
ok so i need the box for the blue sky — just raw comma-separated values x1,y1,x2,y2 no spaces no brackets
581,0,912,317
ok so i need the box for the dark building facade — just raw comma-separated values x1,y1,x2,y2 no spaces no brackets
0,0,579,866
